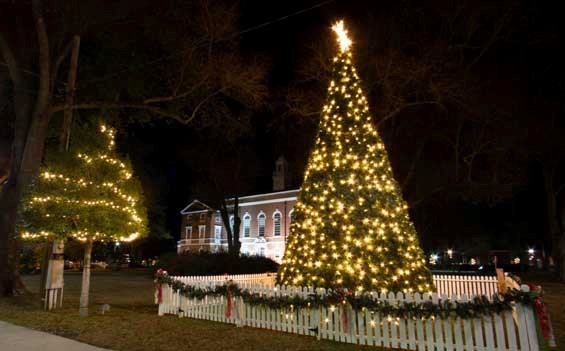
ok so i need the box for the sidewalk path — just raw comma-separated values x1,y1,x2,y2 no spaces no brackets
0,320,110,351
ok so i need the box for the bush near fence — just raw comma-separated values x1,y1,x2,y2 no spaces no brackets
154,252,279,276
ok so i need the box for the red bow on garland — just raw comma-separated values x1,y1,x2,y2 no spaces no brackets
526,283,556,347
154,269,167,304
226,279,234,318
340,289,353,332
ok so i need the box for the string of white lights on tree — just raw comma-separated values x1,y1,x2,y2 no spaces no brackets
19,124,147,243
277,21,434,293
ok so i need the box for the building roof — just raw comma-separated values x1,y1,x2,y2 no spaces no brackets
179,199,214,215
181,189,300,214
228,189,299,207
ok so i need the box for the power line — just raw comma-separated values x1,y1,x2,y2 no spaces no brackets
77,0,335,88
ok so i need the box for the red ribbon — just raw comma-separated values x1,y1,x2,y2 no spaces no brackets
340,290,349,331
341,304,348,331
534,296,551,340
156,283,162,304
226,284,232,318
527,283,554,343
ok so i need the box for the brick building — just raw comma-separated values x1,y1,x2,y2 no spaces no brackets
178,156,298,263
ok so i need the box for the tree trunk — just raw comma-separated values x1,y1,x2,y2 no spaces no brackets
220,200,234,253
0,10,51,296
58,35,80,151
79,239,93,317
40,33,80,302
232,197,241,256
0,183,20,296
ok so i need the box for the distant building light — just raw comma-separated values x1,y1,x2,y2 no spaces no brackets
528,248,534,255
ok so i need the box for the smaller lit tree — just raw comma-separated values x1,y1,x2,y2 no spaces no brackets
19,122,147,316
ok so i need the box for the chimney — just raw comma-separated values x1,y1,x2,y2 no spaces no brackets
272,155,289,191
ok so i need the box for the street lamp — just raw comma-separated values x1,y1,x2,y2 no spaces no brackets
446,249,453,259
527,248,534,255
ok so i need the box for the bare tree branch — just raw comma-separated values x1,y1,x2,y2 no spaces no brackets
143,74,210,104
0,35,22,85
31,15,50,121
376,101,439,127
49,102,191,124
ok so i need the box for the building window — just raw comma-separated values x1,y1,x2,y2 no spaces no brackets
273,211,281,236
289,208,294,223
214,225,222,244
229,215,234,232
243,214,251,237
259,247,265,256
199,225,206,239
215,214,221,223
185,226,192,239
257,212,266,237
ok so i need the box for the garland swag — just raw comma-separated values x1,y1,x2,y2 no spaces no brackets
155,273,533,320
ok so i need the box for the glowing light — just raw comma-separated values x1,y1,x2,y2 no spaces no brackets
331,20,352,52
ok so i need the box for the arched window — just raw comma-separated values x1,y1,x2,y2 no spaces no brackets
243,213,251,237
273,211,281,236
257,212,266,237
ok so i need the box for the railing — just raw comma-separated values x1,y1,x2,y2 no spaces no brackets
177,238,228,246
157,282,540,351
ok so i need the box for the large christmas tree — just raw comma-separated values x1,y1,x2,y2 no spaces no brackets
278,21,433,294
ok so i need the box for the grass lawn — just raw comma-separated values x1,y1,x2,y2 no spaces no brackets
0,270,563,350
0,270,372,351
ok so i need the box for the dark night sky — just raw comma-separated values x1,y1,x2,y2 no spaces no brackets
102,0,563,256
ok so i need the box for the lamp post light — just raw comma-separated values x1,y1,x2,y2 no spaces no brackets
446,249,453,260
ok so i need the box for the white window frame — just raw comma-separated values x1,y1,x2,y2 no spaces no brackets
185,226,192,239
259,247,265,257
214,225,222,244
289,208,294,222
243,213,251,237
198,225,206,239
257,211,266,237
273,210,282,236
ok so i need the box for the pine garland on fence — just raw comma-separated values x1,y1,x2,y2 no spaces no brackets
156,274,533,320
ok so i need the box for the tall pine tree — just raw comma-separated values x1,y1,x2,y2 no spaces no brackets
278,21,433,293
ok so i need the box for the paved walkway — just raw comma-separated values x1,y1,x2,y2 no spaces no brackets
0,320,110,351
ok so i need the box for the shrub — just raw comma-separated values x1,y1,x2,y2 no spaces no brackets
155,251,279,276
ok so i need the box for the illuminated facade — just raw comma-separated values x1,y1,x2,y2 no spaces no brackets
178,157,297,263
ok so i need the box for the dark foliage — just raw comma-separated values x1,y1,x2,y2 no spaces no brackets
155,252,278,276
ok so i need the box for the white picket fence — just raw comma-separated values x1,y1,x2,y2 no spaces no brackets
170,273,499,300
170,273,276,287
157,280,539,350
433,274,499,299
